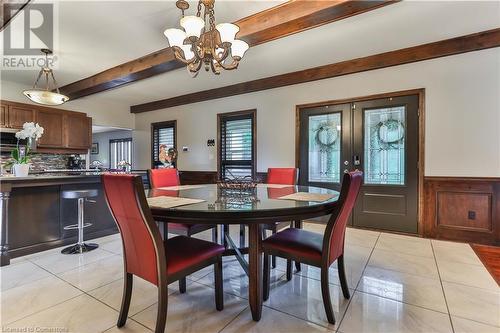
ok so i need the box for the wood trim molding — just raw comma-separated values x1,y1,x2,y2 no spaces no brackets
131,28,500,113
58,0,396,100
424,177,500,245
1,0,31,32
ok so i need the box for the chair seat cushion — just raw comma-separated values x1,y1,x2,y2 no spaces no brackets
165,236,225,277
262,228,323,263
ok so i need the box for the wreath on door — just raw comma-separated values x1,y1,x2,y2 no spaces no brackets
376,119,405,148
314,122,338,152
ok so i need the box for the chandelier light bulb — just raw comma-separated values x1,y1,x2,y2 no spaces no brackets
230,40,249,58
180,45,195,60
180,16,205,38
164,28,187,48
216,23,239,43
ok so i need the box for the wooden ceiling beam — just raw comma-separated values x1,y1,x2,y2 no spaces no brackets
58,0,397,100
1,0,32,32
130,28,500,113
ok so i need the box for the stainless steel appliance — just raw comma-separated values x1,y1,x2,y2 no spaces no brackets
67,154,86,169
0,129,27,152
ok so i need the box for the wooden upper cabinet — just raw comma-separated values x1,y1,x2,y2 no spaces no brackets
0,103,35,129
8,105,35,129
1,100,92,152
64,114,91,149
0,105,8,128
35,110,65,148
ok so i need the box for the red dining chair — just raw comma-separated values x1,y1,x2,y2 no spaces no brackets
103,174,224,333
148,168,219,293
262,171,363,324
263,168,299,269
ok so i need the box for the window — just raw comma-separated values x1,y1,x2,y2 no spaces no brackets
109,138,132,169
218,109,256,180
151,120,176,168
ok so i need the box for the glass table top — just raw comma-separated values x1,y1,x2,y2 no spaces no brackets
145,184,339,213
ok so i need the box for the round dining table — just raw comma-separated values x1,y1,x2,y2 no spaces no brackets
146,183,340,321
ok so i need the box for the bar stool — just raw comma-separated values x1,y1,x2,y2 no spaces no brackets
61,189,99,254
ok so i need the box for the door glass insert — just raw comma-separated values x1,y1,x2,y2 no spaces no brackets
364,106,406,185
308,113,341,183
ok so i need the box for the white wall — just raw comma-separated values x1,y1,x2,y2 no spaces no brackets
133,48,500,177
91,130,133,168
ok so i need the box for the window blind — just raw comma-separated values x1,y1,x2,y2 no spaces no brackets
109,138,132,169
152,122,176,164
220,114,255,179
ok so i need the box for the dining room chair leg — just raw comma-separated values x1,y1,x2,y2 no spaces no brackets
212,227,218,243
337,254,351,299
294,220,302,272
223,224,229,249
155,284,168,333
286,259,292,281
271,227,277,268
117,272,133,327
179,277,187,294
321,266,336,325
240,224,246,247
214,256,224,311
263,254,270,301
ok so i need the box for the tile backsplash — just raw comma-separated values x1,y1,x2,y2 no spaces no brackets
0,153,71,173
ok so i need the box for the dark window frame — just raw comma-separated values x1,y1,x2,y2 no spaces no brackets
151,120,177,168
217,109,257,181
109,137,133,169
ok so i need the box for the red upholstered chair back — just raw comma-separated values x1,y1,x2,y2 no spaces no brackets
102,174,165,286
267,168,299,185
148,168,180,188
325,171,363,264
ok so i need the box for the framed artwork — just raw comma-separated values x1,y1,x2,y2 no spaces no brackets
91,142,99,154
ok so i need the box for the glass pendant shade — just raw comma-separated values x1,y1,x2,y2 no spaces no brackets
216,23,239,43
164,28,187,47
180,16,205,38
180,45,194,59
230,40,249,58
23,90,69,106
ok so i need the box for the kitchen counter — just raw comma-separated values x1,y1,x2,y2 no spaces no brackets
0,171,148,266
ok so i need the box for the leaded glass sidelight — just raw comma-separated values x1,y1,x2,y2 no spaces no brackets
364,106,406,185
308,113,341,183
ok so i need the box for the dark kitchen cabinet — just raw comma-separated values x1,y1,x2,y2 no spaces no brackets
0,103,35,129
0,105,7,127
35,109,65,148
64,113,92,149
8,105,35,129
1,100,92,152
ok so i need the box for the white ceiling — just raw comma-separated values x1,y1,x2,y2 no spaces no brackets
1,0,499,113
1,0,285,86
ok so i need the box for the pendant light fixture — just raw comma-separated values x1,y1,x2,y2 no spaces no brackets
23,49,69,106
164,0,249,76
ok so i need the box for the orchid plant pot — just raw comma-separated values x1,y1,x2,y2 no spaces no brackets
12,163,30,177
9,122,44,177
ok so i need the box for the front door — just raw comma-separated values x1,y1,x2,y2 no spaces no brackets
298,94,419,233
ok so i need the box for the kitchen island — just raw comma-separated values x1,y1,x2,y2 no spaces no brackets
0,172,147,266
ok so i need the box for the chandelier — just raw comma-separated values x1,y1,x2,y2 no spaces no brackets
23,49,69,106
164,0,249,76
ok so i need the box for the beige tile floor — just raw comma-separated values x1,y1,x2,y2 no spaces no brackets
1,223,499,333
